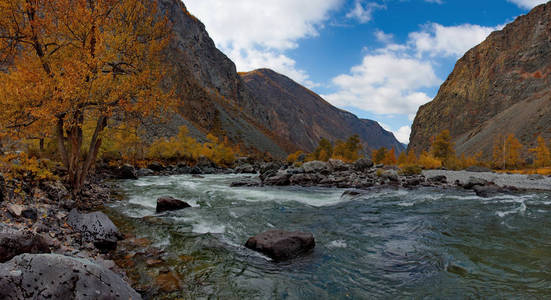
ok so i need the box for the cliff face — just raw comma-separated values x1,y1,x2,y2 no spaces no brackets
240,69,405,152
156,0,404,157
410,3,551,156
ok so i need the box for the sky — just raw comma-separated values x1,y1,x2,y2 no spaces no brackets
184,0,548,144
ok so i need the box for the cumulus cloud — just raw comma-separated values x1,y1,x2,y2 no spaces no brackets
507,0,548,9
324,23,500,142
185,0,342,87
346,1,385,24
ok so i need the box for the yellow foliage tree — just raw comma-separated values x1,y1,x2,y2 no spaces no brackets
418,151,442,169
530,135,550,168
372,147,388,165
382,148,397,166
0,0,173,197
431,130,455,167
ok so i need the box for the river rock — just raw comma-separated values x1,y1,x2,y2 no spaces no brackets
472,184,502,198
245,230,315,261
289,173,322,186
263,171,291,186
137,168,155,177
40,181,69,202
0,174,5,202
465,166,493,173
67,209,122,252
427,175,447,184
7,204,24,218
328,159,349,172
148,162,164,172
118,164,138,179
354,158,374,171
235,164,255,174
21,208,38,221
156,196,191,213
302,161,328,174
462,177,489,189
0,253,142,300
0,231,50,263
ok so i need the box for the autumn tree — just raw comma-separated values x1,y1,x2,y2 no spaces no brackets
372,147,387,164
530,135,550,168
310,138,333,162
0,0,172,198
382,148,397,166
333,135,362,162
431,130,455,167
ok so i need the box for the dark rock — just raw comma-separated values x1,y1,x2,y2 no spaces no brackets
176,166,191,174
21,208,37,221
67,209,122,252
0,231,50,263
382,170,399,182
118,164,138,179
148,162,164,172
196,156,216,169
0,174,4,202
235,164,256,174
462,177,489,189
289,173,322,186
192,174,205,179
263,171,291,186
465,166,493,173
190,166,203,175
354,158,374,171
428,175,447,184
472,184,502,198
245,230,315,261
403,177,422,187
341,190,366,197
260,162,281,176
230,179,261,187
156,196,191,213
0,253,142,299
137,168,155,177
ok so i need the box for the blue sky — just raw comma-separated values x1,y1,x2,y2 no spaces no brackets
185,0,547,143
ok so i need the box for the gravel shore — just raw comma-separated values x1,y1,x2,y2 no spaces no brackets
423,170,551,191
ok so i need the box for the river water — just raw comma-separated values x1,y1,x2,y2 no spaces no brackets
109,174,551,299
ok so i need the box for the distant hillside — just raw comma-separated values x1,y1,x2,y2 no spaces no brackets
155,0,404,158
410,2,551,157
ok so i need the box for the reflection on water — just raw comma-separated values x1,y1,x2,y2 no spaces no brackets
109,174,551,299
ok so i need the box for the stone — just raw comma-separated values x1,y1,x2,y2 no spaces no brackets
289,173,322,186
354,158,374,171
230,179,261,187
235,164,255,174
21,208,37,221
7,204,24,218
40,181,69,202
382,170,399,182
462,177,489,189
302,161,328,174
118,164,138,179
428,175,447,184
0,231,50,263
137,168,155,177
156,196,191,213
472,184,502,198
67,209,122,252
0,253,142,299
148,162,164,172
328,159,349,172
245,230,315,261
263,171,291,186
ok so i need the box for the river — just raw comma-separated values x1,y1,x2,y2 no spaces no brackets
109,174,551,299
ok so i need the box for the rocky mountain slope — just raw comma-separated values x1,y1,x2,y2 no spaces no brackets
240,69,404,152
155,0,404,158
409,2,551,157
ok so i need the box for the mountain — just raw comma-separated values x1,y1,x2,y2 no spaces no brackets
240,69,405,152
410,2,551,157
155,0,404,158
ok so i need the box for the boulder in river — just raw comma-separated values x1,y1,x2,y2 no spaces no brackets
156,196,191,213
462,177,489,189
118,164,138,180
245,230,315,261
0,253,142,300
67,209,122,252
0,230,50,263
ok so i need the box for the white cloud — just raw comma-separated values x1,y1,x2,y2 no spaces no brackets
374,30,394,43
507,0,548,9
185,0,342,87
346,1,385,24
410,23,501,58
324,23,499,129
394,126,412,144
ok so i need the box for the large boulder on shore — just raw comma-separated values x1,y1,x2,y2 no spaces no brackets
0,253,142,300
302,161,328,174
117,164,138,180
245,230,315,261
354,158,374,171
0,230,50,263
67,209,122,252
156,196,191,213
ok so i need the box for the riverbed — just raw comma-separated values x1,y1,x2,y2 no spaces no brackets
109,174,551,299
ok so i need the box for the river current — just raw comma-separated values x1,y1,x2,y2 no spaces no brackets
109,174,551,299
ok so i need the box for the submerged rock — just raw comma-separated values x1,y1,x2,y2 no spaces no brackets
67,209,122,252
156,196,191,213
0,231,50,263
245,230,315,261
0,253,142,300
